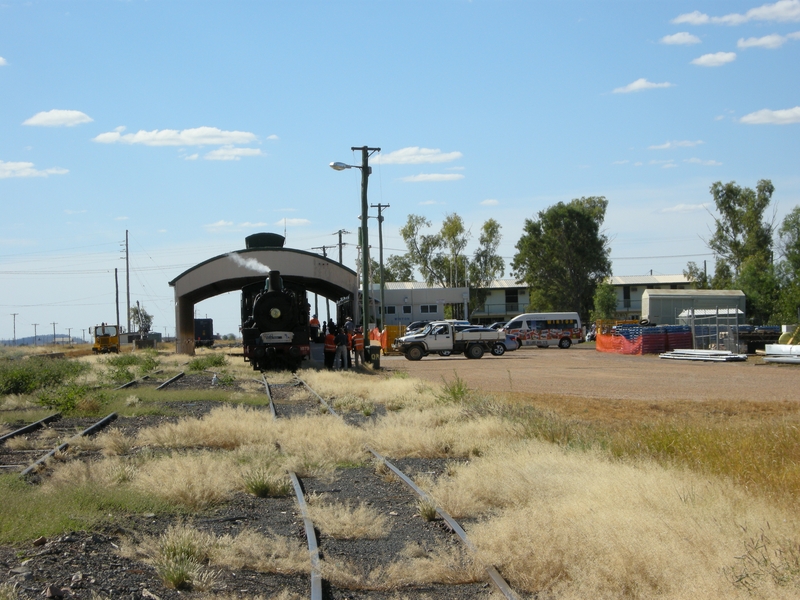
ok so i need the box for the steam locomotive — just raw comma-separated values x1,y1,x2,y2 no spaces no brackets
241,270,310,371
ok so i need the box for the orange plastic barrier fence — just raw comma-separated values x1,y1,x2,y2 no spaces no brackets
595,332,644,355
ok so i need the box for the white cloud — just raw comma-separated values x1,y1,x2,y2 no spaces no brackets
790,31,800,38
660,32,701,45
267,134,279,140
662,203,710,213
691,52,736,66
612,78,674,93
239,222,269,227
685,158,722,166
206,220,234,229
0,160,68,179
63,209,87,215
740,106,800,124
23,109,93,127
648,140,704,150
738,34,788,48
649,160,677,168
673,1,800,25
184,154,199,161
419,200,439,205
93,126,257,146
399,173,465,182
275,218,310,226
204,146,263,161
374,147,463,165
0,57,7,66
481,199,499,206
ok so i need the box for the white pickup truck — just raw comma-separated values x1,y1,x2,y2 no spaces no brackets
393,321,509,360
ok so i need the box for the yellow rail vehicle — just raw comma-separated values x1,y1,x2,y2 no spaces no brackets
91,324,120,354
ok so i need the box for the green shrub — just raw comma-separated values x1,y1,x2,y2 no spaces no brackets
103,352,160,380
187,354,227,372
0,357,89,395
37,384,108,415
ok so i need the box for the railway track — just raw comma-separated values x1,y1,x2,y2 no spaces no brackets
267,374,521,600
2,367,519,599
0,412,118,477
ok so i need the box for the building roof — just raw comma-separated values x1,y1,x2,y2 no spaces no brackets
642,289,745,298
377,279,523,291
607,274,691,286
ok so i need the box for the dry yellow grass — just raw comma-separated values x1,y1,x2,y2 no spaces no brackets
424,440,800,599
365,403,523,458
127,523,308,577
305,495,389,539
133,452,240,510
320,541,483,590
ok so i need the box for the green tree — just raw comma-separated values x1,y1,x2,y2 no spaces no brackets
468,219,505,315
512,197,611,319
398,214,446,285
774,207,800,323
591,282,617,322
384,254,415,282
707,179,775,276
683,261,710,290
129,304,153,334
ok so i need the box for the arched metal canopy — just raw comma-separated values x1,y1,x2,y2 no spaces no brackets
169,237,356,354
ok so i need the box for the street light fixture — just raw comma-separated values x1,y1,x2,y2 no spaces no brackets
329,146,380,330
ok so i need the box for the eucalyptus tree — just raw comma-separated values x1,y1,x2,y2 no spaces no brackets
512,197,611,319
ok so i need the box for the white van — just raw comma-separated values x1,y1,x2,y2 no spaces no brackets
504,312,583,349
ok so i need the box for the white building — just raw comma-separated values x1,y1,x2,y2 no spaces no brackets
607,275,693,321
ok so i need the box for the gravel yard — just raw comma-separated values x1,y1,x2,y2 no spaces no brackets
377,343,799,402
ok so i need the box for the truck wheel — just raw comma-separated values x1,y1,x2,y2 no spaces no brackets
558,338,572,349
438,350,452,357
466,344,484,359
491,343,505,356
405,345,424,361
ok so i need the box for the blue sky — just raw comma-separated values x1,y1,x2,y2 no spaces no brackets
1,0,799,340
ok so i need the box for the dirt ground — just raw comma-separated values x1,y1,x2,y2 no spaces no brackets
377,344,800,403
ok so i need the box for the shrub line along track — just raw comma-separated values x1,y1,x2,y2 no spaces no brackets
289,375,521,600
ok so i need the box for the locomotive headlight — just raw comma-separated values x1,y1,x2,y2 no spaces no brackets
270,308,281,319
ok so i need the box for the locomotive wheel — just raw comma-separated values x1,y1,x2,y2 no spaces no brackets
405,346,424,361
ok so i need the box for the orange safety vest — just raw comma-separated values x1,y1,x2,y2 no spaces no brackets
324,334,336,352
310,317,320,327
352,333,364,351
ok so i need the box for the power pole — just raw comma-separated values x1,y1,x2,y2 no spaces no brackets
311,245,336,321
371,203,390,329
11,313,18,346
334,229,350,264
32,323,38,346
115,268,121,344
124,230,130,333
67,328,72,345
51,322,57,345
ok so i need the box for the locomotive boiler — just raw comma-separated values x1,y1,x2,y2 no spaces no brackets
241,270,310,371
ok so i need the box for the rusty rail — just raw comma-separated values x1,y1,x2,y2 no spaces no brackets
0,413,61,445
295,376,520,600
20,413,118,478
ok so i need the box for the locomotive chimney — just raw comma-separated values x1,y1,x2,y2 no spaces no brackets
268,270,283,292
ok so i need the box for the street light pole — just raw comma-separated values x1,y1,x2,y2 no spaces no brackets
330,146,380,329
